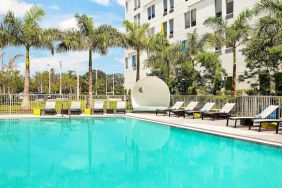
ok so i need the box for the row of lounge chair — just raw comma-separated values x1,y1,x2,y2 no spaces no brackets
41,101,127,115
156,101,282,133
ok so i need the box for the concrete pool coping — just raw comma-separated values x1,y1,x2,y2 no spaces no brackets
0,113,282,148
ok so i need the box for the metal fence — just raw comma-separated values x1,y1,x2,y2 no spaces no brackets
171,95,282,117
0,94,282,117
0,94,131,115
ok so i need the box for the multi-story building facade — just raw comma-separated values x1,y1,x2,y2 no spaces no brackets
124,0,258,91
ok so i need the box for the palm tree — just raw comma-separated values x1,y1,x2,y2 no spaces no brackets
184,30,207,68
0,6,61,110
254,0,282,54
255,0,282,20
123,21,150,82
58,14,119,108
182,30,208,94
146,41,181,86
204,10,253,96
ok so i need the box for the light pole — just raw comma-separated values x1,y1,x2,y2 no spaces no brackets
105,75,107,96
95,64,98,95
0,52,4,71
47,64,51,93
76,65,80,99
59,61,62,95
113,74,115,95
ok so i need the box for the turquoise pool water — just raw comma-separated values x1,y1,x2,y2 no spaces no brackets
0,117,281,188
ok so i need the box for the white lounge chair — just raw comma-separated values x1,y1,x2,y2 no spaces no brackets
226,105,279,129
156,101,184,116
41,101,57,115
116,101,126,114
68,101,82,115
93,101,104,114
184,102,216,118
201,103,236,120
169,101,199,117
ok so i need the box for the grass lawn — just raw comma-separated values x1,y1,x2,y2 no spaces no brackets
0,100,132,114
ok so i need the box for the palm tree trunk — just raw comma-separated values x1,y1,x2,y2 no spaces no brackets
21,47,31,110
87,49,93,109
166,61,170,83
191,58,196,95
231,47,237,96
136,49,140,82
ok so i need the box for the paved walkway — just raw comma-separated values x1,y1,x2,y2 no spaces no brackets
126,113,282,148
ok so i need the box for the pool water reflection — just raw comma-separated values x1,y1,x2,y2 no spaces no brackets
0,117,281,187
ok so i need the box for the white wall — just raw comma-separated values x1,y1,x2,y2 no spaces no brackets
124,0,258,91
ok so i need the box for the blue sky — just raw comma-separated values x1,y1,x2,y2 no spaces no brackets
0,0,125,75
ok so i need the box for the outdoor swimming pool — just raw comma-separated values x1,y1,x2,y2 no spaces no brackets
0,117,281,187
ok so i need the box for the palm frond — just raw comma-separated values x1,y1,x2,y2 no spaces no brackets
24,6,45,24
203,17,227,32
75,14,95,36
254,0,282,18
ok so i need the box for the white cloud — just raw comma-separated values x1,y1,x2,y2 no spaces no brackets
0,0,33,17
48,4,59,10
47,13,123,31
115,57,124,64
90,0,110,6
116,0,125,6
58,17,78,30
17,52,99,75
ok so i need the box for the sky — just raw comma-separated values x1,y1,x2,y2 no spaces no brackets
0,0,125,75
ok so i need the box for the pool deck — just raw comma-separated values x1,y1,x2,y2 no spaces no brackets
126,113,282,148
0,113,282,148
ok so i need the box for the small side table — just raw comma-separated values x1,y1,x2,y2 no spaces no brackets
61,109,69,116
106,109,114,114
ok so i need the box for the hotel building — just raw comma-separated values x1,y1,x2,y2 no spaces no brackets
124,0,258,90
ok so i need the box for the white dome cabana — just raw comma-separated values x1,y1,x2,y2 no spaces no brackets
131,76,170,112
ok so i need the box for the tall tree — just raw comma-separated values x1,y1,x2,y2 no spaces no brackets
58,14,119,108
204,9,253,95
184,30,206,68
123,21,150,82
196,52,226,95
183,30,207,94
0,6,61,110
240,0,282,95
146,42,182,89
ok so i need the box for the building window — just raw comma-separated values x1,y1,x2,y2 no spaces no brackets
134,0,141,10
125,57,128,69
169,0,174,13
215,31,222,52
184,9,196,29
169,19,174,38
134,13,140,26
180,40,188,51
147,27,155,37
162,22,167,37
126,2,128,13
147,5,155,20
225,41,233,53
191,9,196,27
184,12,190,28
132,54,136,70
163,0,168,15
215,0,222,17
226,0,233,19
